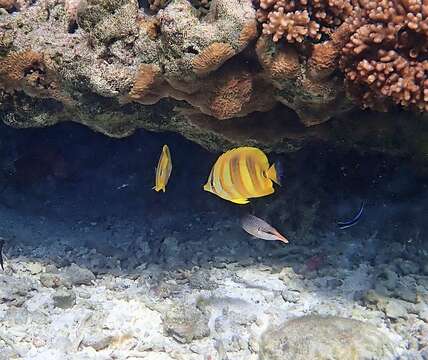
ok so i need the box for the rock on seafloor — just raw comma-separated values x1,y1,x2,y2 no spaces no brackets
162,304,210,343
259,315,397,360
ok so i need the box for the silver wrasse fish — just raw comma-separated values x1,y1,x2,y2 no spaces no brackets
240,214,288,243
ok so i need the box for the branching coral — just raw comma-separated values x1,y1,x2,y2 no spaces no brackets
339,0,428,112
253,0,355,125
64,0,83,31
256,0,353,44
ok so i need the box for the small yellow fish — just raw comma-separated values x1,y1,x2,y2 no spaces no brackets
203,147,281,204
153,145,172,192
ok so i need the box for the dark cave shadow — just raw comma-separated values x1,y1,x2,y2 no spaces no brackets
0,121,426,303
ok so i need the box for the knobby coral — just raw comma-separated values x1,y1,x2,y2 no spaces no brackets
340,0,428,112
256,0,353,44
255,0,428,115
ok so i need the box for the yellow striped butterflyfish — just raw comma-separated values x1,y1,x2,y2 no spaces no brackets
203,147,281,204
153,145,172,192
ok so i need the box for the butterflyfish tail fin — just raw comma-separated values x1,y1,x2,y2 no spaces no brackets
267,162,282,186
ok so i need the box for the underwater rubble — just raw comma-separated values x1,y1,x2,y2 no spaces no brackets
0,123,425,359
1,213,428,359
2,0,428,154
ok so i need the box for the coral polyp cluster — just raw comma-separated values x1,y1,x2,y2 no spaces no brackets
340,0,428,112
256,0,353,43
256,0,428,114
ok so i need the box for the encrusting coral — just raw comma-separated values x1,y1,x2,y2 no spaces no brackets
0,51,74,107
192,43,236,76
0,51,44,92
125,62,275,119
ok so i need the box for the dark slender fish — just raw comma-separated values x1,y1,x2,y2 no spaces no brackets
337,200,365,229
0,238,4,270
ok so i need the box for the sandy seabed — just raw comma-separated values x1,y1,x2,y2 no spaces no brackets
0,123,427,359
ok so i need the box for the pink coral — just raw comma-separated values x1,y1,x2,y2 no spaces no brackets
256,0,353,43
340,0,428,112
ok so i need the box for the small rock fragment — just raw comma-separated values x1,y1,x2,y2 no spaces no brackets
82,333,115,351
383,299,408,320
398,260,420,276
394,283,417,303
40,273,70,289
281,289,300,303
62,264,95,286
163,304,210,343
26,262,43,275
378,268,398,291
259,315,397,360
52,288,76,309
0,274,37,306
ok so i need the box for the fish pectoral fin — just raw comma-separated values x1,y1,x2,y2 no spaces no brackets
231,198,250,205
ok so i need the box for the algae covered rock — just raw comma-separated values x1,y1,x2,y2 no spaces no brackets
259,315,397,360
162,303,210,343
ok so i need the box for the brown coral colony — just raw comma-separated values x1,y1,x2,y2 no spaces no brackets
256,0,428,113
340,0,428,112
256,0,352,43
